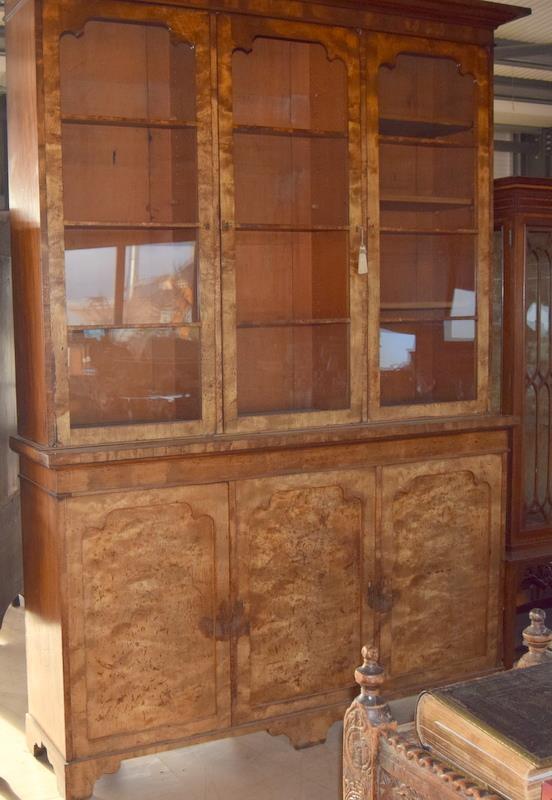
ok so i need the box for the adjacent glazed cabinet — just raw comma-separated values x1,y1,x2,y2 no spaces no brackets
7,0,525,798
494,178,552,666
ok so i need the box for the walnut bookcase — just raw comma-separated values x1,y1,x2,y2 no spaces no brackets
6,0,526,798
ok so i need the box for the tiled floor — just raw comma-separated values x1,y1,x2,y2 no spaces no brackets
0,603,343,800
0,603,416,800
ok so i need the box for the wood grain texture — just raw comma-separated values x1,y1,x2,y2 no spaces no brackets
378,454,504,691
342,650,506,800
43,0,527,43
20,477,69,759
6,0,49,443
8,1,517,798
233,468,376,723
41,0,218,446
65,483,230,757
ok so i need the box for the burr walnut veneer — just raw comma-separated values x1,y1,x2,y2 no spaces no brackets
6,0,526,797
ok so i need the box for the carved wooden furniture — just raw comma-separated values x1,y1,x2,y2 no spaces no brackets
494,179,552,666
514,608,552,669
343,646,506,800
6,0,526,798
343,610,552,800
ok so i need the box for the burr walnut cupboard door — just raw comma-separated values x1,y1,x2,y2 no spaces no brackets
232,469,375,723
218,16,363,434
378,454,504,693
64,484,230,758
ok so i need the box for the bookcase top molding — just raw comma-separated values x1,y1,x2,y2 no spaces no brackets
7,0,528,34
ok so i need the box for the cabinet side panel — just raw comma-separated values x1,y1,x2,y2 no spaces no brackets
21,475,67,757
6,0,48,444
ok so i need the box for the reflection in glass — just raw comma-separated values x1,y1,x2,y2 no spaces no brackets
377,52,477,409
443,289,476,342
66,246,117,325
380,322,476,406
66,240,197,326
380,328,415,371
69,327,201,426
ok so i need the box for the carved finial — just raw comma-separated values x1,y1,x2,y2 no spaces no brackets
354,645,393,725
515,608,552,669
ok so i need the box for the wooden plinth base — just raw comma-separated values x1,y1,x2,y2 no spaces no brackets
26,703,345,800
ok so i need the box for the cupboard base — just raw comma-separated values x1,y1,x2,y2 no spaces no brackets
25,704,346,800
26,715,122,800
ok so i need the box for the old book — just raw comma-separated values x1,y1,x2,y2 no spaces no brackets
416,663,552,800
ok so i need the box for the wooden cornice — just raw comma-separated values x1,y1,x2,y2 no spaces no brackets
301,0,530,31
45,0,530,32
494,177,552,219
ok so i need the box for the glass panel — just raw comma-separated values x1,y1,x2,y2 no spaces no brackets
231,37,350,417
232,39,347,132
537,385,550,508
524,383,538,524
69,327,201,427
524,229,552,527
60,21,196,121
235,231,348,323
378,54,473,133
234,134,348,228
60,19,202,429
380,234,475,308
380,321,475,406
237,323,349,414
65,230,197,326
378,53,476,409
62,125,197,224
380,143,474,230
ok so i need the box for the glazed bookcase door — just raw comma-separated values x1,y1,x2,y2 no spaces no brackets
218,16,363,433
521,227,552,532
367,35,491,420
231,469,375,724
45,2,217,445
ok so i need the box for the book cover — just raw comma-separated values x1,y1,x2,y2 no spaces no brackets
421,663,552,765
